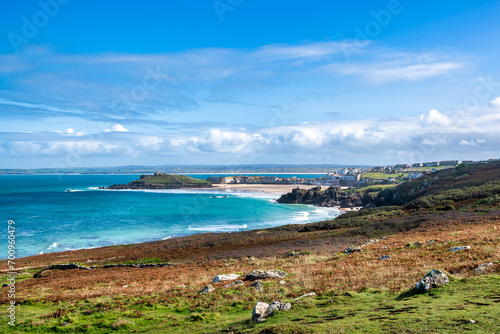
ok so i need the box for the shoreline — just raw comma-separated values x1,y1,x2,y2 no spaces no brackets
192,184,360,212
209,183,326,195
2,184,352,261
101,184,359,212
0,172,329,176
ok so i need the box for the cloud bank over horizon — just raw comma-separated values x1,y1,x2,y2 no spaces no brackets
0,40,500,168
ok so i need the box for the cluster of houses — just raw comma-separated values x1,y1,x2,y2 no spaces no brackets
206,158,499,187
206,175,316,185
372,159,462,171
373,158,500,172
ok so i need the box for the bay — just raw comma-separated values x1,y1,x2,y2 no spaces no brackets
0,175,338,259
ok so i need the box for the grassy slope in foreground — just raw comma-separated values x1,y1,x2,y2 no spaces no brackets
1,215,499,333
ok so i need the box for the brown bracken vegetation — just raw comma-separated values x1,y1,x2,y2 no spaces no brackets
1,211,498,305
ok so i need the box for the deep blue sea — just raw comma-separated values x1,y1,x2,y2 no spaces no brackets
0,175,338,259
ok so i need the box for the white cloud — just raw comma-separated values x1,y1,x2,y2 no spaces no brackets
136,136,164,150
459,138,486,146
105,124,128,132
53,128,85,136
422,137,450,146
420,109,451,127
325,54,464,82
2,140,119,156
194,129,268,154
490,96,500,108
252,41,361,63
2,103,499,164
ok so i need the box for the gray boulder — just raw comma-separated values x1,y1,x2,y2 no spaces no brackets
223,280,244,288
378,255,390,260
266,301,291,316
244,270,287,281
450,246,471,252
212,274,239,283
252,301,291,322
415,269,449,293
249,280,263,291
343,246,362,254
252,302,269,322
199,284,214,294
475,263,493,275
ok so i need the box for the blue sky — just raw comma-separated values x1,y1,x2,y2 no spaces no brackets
1,0,500,168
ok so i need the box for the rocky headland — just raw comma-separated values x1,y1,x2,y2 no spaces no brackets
102,172,214,190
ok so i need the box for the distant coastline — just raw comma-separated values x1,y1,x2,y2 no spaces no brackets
0,164,371,175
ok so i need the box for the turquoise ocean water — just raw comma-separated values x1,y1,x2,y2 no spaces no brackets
0,175,338,259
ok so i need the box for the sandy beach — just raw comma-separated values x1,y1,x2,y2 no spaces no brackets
210,183,325,195
208,184,360,212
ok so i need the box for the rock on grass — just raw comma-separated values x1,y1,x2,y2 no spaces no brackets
415,269,449,293
249,280,263,291
252,302,269,322
244,270,287,281
199,284,214,294
252,301,291,322
212,274,239,283
450,246,471,252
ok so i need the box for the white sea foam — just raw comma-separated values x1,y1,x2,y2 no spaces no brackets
101,187,278,200
312,206,341,218
162,235,175,240
291,211,309,220
38,242,59,255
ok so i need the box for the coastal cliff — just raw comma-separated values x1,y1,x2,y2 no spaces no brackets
103,172,213,190
276,186,366,208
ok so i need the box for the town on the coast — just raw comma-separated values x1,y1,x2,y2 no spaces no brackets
206,158,500,187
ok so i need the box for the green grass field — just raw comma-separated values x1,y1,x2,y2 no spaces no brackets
3,274,499,333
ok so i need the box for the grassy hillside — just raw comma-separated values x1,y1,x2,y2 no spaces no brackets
387,161,500,207
300,161,500,233
136,173,212,185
